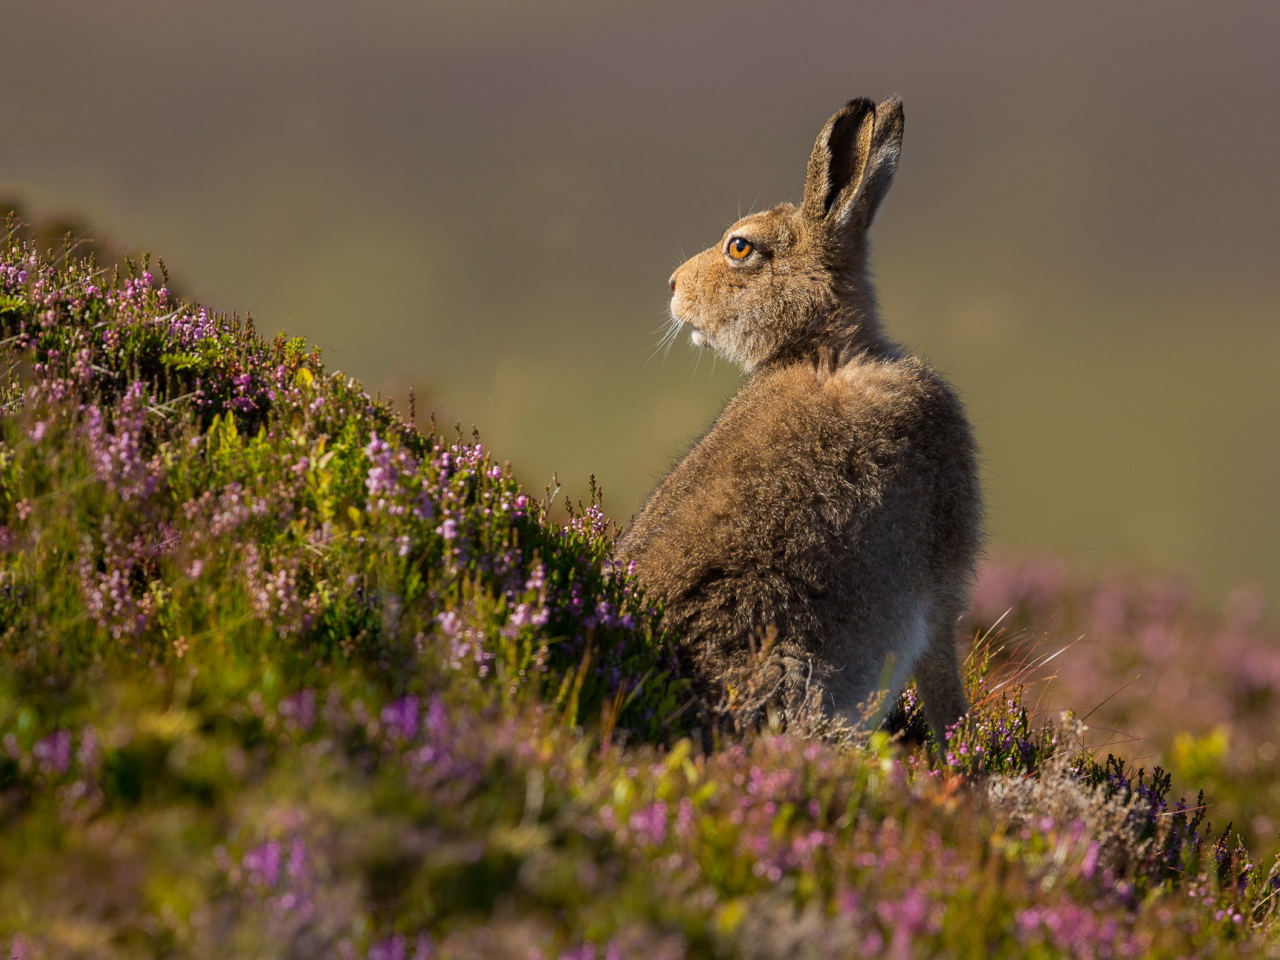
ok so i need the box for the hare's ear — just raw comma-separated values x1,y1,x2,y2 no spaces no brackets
801,97,903,232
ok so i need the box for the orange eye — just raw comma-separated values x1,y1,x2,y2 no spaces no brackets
727,237,754,260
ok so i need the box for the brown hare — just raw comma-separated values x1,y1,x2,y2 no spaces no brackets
616,97,982,742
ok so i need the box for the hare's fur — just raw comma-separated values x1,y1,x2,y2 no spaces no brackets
616,98,982,740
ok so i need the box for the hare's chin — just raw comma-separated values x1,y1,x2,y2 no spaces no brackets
689,329,710,349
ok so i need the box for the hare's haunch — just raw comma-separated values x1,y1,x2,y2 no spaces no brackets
616,98,983,741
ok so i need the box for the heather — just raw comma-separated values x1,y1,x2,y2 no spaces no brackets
1,235,1278,958
974,559,1280,866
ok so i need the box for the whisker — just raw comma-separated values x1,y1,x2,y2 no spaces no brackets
643,327,670,365
645,315,684,370
662,320,683,367
642,315,669,359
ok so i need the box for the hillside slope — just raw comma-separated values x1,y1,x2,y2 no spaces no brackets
1,236,1277,957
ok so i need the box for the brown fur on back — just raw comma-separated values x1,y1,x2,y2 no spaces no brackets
616,98,983,739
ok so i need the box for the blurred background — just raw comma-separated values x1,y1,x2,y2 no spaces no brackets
4,0,1279,615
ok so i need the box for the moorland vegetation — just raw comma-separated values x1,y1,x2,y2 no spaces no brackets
1,228,1278,957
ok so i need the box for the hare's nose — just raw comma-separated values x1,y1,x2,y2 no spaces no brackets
668,274,677,292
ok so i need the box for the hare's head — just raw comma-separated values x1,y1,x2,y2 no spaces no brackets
669,97,903,371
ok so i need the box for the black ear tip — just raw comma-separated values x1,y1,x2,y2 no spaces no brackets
838,97,877,121
874,98,905,144
877,97,905,122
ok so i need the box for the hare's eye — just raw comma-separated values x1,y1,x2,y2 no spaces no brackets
727,237,754,261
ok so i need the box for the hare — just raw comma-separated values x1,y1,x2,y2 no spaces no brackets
615,97,982,742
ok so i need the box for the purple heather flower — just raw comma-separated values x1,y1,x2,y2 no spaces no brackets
566,503,610,539
424,694,448,740
877,888,934,957
32,729,72,775
77,726,100,769
84,381,159,501
369,935,434,960
78,528,155,639
628,801,669,847
243,839,283,888
72,347,93,383
287,838,308,883
381,696,420,742
674,798,696,839
368,936,408,960
242,545,313,636
436,610,494,675
279,689,317,733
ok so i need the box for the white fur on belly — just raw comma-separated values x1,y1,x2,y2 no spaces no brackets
831,597,932,726
885,599,931,700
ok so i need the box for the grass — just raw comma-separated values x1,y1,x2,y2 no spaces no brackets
1,230,1278,957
